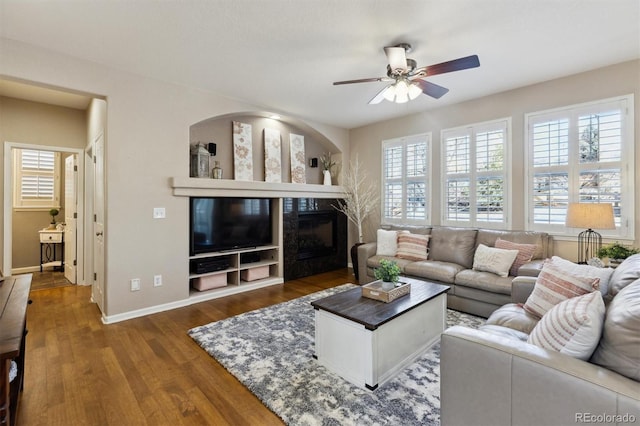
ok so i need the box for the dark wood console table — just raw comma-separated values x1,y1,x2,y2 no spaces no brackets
0,275,32,426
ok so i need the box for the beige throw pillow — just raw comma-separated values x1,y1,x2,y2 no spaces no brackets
376,229,398,256
494,238,537,277
528,291,605,360
472,244,519,277
523,259,600,319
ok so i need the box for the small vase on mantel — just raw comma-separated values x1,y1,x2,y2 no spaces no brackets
323,169,332,185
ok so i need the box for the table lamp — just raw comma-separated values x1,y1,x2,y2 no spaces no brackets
565,203,616,264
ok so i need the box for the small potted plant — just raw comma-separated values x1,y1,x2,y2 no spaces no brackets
374,259,401,289
597,242,640,266
49,208,59,230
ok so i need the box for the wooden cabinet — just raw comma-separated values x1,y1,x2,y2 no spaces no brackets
0,274,32,426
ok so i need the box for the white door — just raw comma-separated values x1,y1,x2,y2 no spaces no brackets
64,154,77,283
92,133,105,311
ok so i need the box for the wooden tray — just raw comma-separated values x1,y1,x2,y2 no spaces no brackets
361,280,411,303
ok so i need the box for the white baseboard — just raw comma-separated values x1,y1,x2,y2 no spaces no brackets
12,265,40,275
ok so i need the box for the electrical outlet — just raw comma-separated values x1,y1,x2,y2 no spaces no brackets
153,207,166,219
153,275,162,287
130,278,141,291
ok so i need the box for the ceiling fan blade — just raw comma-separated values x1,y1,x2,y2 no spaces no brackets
368,85,392,104
414,79,450,99
420,54,480,77
384,46,408,72
333,77,389,85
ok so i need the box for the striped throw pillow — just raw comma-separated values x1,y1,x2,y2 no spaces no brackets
494,238,537,276
396,232,429,261
528,291,605,360
523,259,600,319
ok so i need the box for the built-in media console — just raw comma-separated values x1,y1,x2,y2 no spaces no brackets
188,197,283,295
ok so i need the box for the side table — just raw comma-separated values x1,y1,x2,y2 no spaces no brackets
39,230,64,272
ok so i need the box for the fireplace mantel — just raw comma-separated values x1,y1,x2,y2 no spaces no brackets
171,177,346,199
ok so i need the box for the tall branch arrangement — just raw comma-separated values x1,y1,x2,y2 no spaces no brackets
334,155,379,243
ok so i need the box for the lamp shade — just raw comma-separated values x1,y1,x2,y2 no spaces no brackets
565,203,615,230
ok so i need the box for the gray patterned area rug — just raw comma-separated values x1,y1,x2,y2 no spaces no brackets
189,284,485,426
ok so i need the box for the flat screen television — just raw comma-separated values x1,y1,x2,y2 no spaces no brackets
190,197,273,255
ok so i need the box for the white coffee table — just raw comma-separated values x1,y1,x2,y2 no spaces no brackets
311,277,449,390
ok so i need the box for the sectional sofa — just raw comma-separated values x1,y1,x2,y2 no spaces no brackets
440,254,640,425
357,225,553,317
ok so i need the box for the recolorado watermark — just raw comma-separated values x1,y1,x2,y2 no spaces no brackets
576,413,637,423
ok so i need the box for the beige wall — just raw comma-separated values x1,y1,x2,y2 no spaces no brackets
191,115,343,185
349,60,640,262
0,96,86,269
0,38,349,318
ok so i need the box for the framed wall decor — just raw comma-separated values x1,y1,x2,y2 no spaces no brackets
289,133,306,184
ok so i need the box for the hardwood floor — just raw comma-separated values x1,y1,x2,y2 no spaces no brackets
28,271,73,291
18,269,357,426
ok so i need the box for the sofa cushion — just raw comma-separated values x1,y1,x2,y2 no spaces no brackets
523,258,600,318
528,290,605,360
453,285,511,307
376,229,398,256
608,253,640,297
590,279,640,381
545,256,614,296
455,269,513,295
472,244,519,277
404,260,464,284
396,232,429,261
429,227,478,269
478,324,529,342
366,255,414,273
494,238,538,277
485,303,539,334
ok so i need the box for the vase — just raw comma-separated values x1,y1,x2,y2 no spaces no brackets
211,161,223,179
351,243,364,281
381,281,395,290
323,169,331,185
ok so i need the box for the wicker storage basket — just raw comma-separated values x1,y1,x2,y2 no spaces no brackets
362,280,411,303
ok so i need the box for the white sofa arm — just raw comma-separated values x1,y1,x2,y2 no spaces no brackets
441,326,640,426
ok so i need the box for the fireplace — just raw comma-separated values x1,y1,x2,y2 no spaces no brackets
283,198,347,280
297,211,338,260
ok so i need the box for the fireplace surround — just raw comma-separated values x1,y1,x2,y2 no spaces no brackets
283,198,347,280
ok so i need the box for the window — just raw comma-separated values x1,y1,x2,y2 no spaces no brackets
525,95,634,239
441,118,511,228
381,134,430,224
13,149,61,209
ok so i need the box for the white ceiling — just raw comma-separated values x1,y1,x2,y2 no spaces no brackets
1,0,639,129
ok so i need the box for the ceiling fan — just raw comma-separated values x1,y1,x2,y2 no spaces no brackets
333,43,480,104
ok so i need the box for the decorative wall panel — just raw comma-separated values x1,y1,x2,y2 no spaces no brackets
289,133,306,184
233,121,253,181
264,128,282,183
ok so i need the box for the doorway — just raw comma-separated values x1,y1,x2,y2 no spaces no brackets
3,143,85,284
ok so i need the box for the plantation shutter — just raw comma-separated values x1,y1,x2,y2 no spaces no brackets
13,149,60,208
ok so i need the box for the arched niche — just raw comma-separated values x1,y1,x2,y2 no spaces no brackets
190,111,341,185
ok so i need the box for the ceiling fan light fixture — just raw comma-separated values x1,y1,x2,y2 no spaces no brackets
383,85,396,102
408,82,422,100
395,91,409,104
